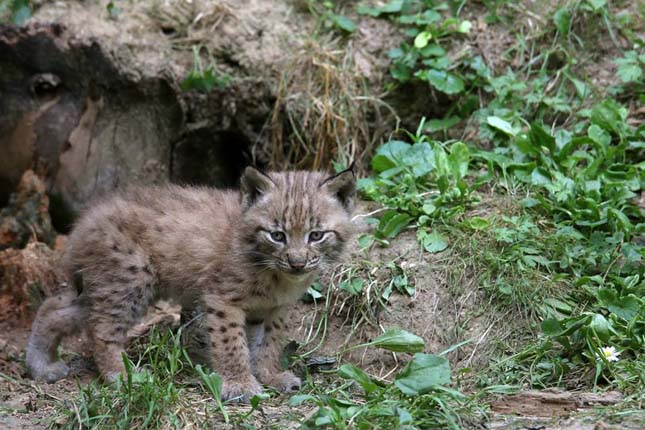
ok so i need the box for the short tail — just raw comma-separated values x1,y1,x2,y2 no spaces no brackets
26,290,84,383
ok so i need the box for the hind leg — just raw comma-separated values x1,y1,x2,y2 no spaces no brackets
82,244,156,382
26,291,83,383
88,276,155,382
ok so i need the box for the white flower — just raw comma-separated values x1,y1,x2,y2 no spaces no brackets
599,346,621,362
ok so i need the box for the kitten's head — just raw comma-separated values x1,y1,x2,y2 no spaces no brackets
239,166,356,276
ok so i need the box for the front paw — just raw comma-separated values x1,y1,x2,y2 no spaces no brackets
264,370,302,393
221,376,263,403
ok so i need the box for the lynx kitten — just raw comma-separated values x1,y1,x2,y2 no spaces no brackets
26,167,356,401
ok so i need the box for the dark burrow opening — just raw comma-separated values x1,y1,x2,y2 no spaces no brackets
170,128,251,189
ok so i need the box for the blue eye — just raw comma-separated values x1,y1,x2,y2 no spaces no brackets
270,231,286,243
308,231,324,242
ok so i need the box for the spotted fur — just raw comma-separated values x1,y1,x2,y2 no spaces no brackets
26,167,356,401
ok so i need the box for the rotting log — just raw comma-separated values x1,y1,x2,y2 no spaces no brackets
0,241,65,324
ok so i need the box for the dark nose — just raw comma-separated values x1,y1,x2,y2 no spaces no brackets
287,254,306,269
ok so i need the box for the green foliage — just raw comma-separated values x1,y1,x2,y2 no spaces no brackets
290,351,477,429
55,329,192,430
363,100,645,391
0,0,31,25
394,353,451,396
359,0,478,96
359,119,479,251
356,327,426,353
181,46,231,93
306,0,356,34
359,23,645,393
614,50,645,84
477,101,645,236
194,364,229,423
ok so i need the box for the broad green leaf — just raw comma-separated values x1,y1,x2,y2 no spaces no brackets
195,365,228,420
543,298,573,315
486,116,516,136
608,295,641,322
590,313,611,340
530,168,551,186
394,353,451,396
307,285,323,300
464,216,489,230
541,318,563,336
106,1,122,18
529,123,556,152
404,141,435,177
448,142,470,179
372,140,411,172
414,31,432,49
398,408,413,424
608,207,633,232
338,364,378,394
590,100,628,135
289,394,318,406
339,278,364,295
418,230,449,253
545,172,574,202
181,70,217,93
419,69,465,94
588,124,611,147
378,211,413,239
621,243,642,262
357,233,374,249
422,202,437,215
433,145,450,178
522,254,550,268
521,197,540,208
368,328,425,353
553,8,571,37
195,365,222,399
617,65,642,83
393,274,415,296
400,9,441,25
554,129,572,150
248,393,270,411
598,288,640,321
568,75,591,98
425,116,461,132
330,14,356,33
420,44,446,58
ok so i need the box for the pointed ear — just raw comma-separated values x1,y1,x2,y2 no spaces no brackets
320,164,356,212
240,166,275,209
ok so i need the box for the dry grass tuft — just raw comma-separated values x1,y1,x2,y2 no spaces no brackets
268,35,397,172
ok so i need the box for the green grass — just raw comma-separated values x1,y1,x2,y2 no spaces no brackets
52,326,481,430
353,0,645,405
53,328,244,430
54,329,190,429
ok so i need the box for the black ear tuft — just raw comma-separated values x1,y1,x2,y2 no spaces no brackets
320,164,356,212
240,166,275,210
